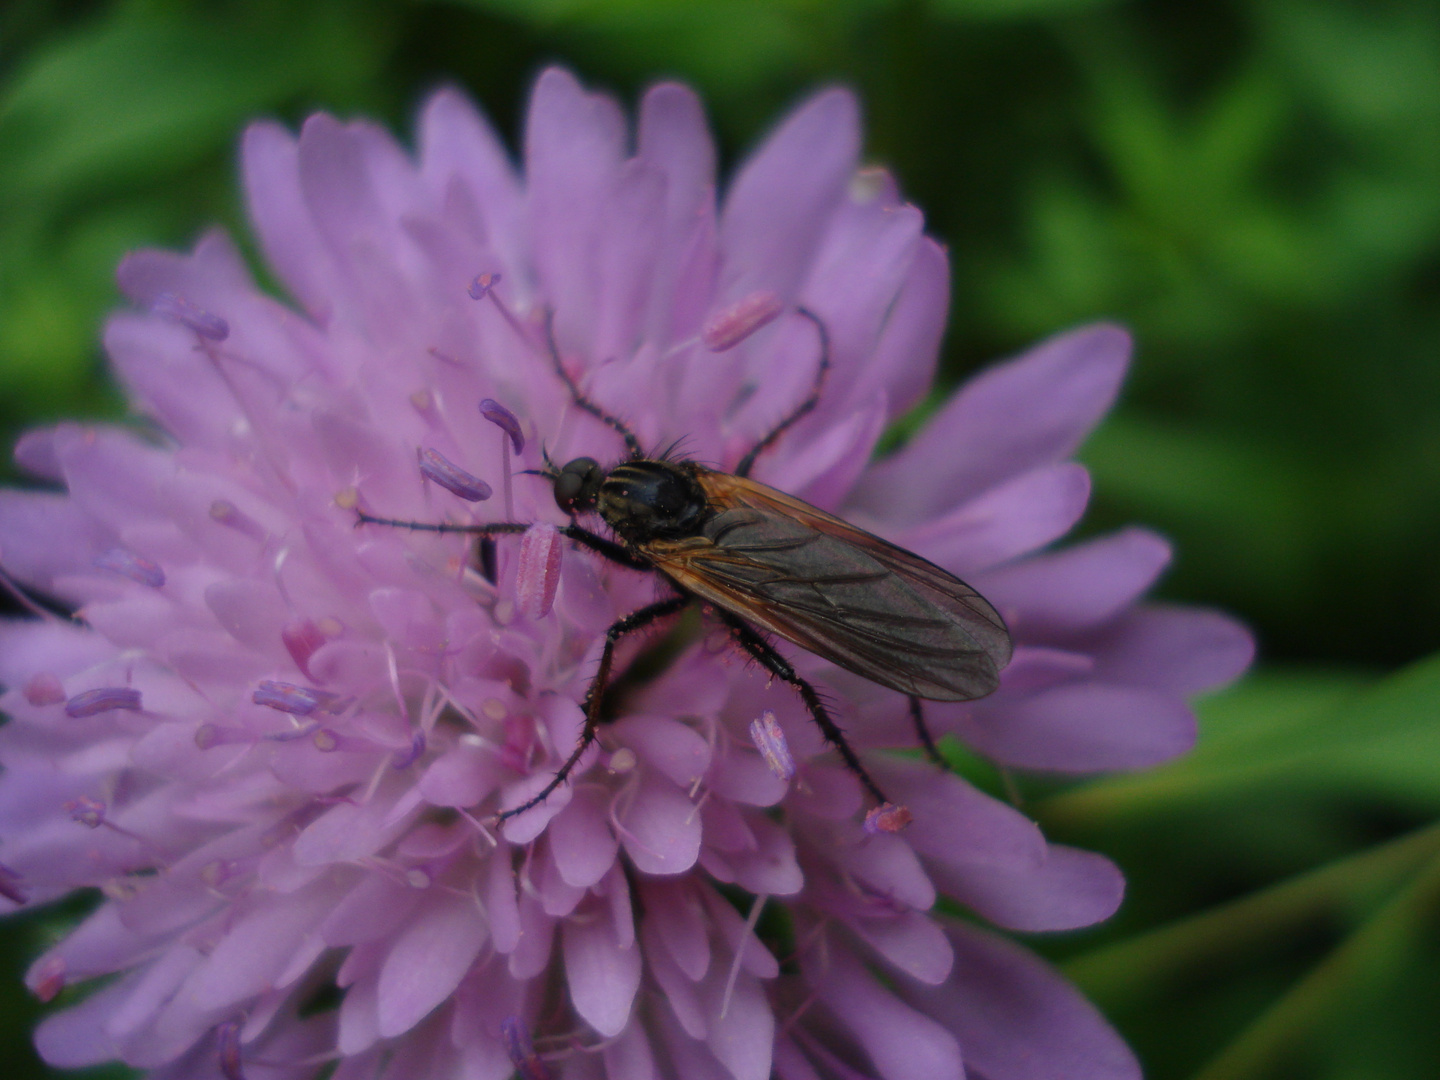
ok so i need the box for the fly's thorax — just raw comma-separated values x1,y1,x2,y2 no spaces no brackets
596,460,709,543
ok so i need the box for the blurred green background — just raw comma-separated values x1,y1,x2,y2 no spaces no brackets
3,0,1439,1077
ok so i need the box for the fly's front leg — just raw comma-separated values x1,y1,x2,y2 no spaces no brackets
496,595,690,824
719,612,894,810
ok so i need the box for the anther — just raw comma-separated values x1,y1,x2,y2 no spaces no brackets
418,447,493,502
152,292,230,342
479,399,525,454
216,1019,245,1080
516,523,562,620
501,1017,554,1080
65,687,142,718
748,711,796,781
468,272,501,301
93,547,165,588
251,680,338,717
702,291,783,351
22,673,66,707
63,796,106,828
863,802,913,835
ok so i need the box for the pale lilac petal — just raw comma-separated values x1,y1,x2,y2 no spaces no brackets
955,683,1197,772
719,88,860,304
548,787,619,888
933,844,1125,932
563,906,642,1038
900,462,1091,576
1090,605,1255,694
901,921,1141,1080
807,945,963,1080
976,528,1173,636
618,773,703,875
854,322,1130,525
848,908,955,986
376,892,487,1037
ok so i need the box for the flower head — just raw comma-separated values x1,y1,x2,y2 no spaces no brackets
0,69,1250,1079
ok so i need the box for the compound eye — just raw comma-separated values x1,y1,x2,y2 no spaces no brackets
554,457,600,512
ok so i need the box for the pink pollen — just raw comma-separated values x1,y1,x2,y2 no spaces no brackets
749,711,796,780
22,673,66,707
93,547,165,587
419,447,493,502
516,523,562,620
702,291,783,351
863,802,914,834
65,687,142,718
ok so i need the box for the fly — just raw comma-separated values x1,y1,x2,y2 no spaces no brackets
359,307,1012,825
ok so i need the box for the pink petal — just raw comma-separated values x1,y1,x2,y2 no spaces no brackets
562,903,642,1037
376,891,486,1037
901,921,1141,1080
719,88,860,305
618,773,703,875
1091,605,1255,695
642,878,711,981
807,944,963,1080
854,322,1130,526
976,528,1173,636
900,462,1091,577
548,786,619,888
933,844,1125,932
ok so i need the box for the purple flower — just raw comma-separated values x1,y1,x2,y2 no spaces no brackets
0,69,1250,1080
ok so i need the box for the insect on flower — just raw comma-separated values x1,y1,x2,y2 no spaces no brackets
359,303,1012,825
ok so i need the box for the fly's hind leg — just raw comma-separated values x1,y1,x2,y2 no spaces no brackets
909,696,946,767
496,595,689,824
720,612,895,811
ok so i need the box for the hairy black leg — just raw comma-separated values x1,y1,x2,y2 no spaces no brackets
720,612,893,809
354,511,652,570
736,307,831,478
909,696,945,766
497,595,690,823
541,309,644,459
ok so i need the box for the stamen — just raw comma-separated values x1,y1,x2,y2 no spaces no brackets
63,796,106,828
516,523,562,621
0,862,28,906
93,547,165,588
702,291,783,351
65,687,142,718
479,399,525,454
30,955,64,1001
216,1018,245,1080
748,711,796,781
467,272,501,301
152,292,230,342
22,673,66,707
501,1017,554,1080
480,398,523,518
281,618,329,680
418,448,492,502
210,500,268,543
863,802,913,835
251,680,338,717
